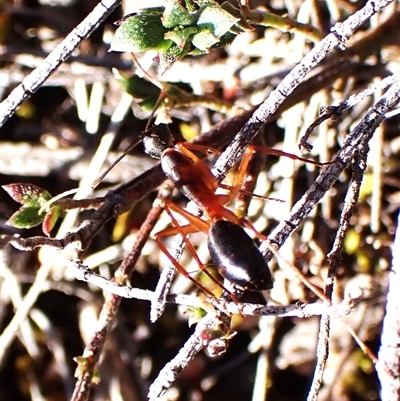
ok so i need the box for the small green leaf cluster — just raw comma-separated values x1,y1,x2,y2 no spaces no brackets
2,183,60,236
110,0,252,73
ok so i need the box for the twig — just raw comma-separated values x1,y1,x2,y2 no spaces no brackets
300,71,400,153
377,212,400,400
0,0,123,127
307,148,368,401
212,0,395,182
369,88,384,234
147,310,232,400
259,72,400,261
70,185,171,401
150,233,187,323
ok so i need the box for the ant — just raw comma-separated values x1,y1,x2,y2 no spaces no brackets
141,124,332,296
95,119,331,300
94,62,332,298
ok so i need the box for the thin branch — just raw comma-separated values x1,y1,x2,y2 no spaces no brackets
300,71,400,152
211,0,395,182
147,310,231,400
377,212,400,400
307,150,368,401
259,73,400,261
0,0,123,127
70,185,171,401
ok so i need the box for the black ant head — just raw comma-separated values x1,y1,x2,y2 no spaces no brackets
142,125,173,160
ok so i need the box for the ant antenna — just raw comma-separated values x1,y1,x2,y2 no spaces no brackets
144,88,167,132
92,138,142,188
130,53,169,132
92,56,170,189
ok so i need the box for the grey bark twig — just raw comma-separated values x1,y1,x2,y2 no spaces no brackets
307,151,368,400
377,212,400,400
0,0,123,127
212,0,395,182
259,75,400,261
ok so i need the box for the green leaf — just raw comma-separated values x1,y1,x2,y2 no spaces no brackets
159,42,191,74
115,71,161,102
186,306,207,327
191,26,219,51
110,8,172,53
196,3,239,37
6,207,44,229
42,206,61,237
2,183,52,208
190,3,239,51
164,26,197,49
162,0,194,28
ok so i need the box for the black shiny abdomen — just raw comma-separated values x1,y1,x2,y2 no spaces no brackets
207,220,273,291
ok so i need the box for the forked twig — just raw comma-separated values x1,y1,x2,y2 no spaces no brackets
259,75,400,261
212,0,395,182
300,71,400,153
307,151,368,400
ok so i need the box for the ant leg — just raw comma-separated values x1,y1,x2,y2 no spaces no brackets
154,237,217,300
154,223,197,239
177,142,221,157
161,199,266,245
155,201,241,301
162,199,210,234
227,144,333,204
218,183,280,202
248,145,333,166
226,146,256,204
170,190,267,241
155,234,240,307
164,207,231,292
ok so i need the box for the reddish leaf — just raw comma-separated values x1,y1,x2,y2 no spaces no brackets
2,183,52,208
42,206,61,237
